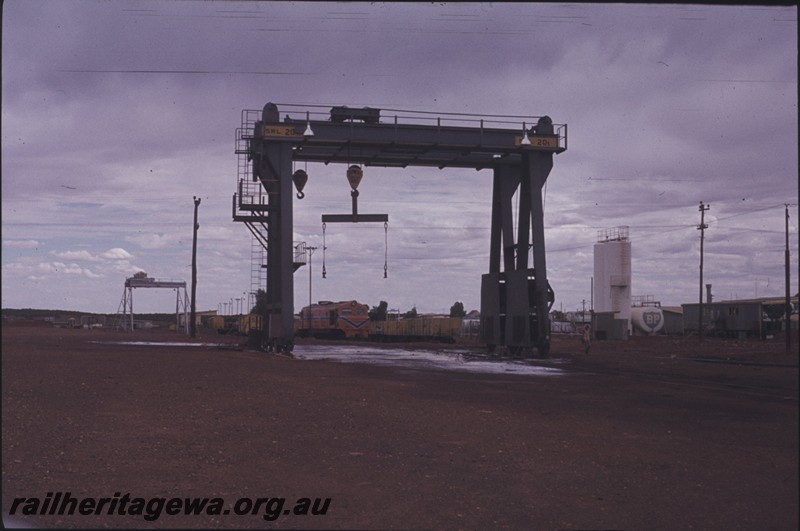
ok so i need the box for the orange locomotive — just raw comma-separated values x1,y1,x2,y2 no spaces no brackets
295,300,371,339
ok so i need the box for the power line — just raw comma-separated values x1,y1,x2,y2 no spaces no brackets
710,203,787,223
711,226,788,235
59,69,314,76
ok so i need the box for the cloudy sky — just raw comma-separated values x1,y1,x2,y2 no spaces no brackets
2,1,798,317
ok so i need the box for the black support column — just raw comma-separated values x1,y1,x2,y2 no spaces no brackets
524,151,554,356
480,153,553,358
252,105,296,352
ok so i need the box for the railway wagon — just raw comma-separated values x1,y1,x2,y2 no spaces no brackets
239,314,263,335
370,316,462,343
295,300,371,339
207,315,238,334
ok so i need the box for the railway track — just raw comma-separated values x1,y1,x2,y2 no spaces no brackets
555,356,799,402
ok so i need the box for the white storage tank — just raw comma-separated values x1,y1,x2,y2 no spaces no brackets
631,306,665,335
593,226,632,325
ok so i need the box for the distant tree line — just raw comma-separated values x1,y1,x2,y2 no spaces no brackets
2,308,113,320
1,308,188,322
367,300,466,321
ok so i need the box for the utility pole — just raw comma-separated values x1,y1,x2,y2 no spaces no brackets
698,201,710,342
190,196,201,338
785,204,791,353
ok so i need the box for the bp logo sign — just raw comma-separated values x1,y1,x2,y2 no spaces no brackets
643,311,662,331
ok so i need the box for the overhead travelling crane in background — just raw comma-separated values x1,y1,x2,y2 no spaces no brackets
114,272,189,333
233,102,566,356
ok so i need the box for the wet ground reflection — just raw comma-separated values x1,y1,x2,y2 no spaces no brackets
93,341,565,376
293,344,565,376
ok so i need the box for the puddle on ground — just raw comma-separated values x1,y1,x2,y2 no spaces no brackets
90,341,231,348
90,341,564,376
293,345,564,377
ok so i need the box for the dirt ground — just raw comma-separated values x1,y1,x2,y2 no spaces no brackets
2,322,798,529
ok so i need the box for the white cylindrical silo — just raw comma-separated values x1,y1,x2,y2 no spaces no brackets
592,226,631,322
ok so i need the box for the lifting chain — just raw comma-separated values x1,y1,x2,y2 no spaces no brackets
320,221,387,279
322,222,327,279
384,221,388,278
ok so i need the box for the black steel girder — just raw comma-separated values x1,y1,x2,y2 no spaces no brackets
252,103,565,171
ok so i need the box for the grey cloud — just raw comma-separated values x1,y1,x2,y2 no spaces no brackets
2,1,796,313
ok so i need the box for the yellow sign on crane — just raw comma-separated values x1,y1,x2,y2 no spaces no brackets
262,124,303,138
514,135,559,148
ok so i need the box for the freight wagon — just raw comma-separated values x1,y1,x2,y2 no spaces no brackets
206,314,263,335
207,315,240,334
295,300,371,339
370,316,461,343
238,314,263,335
293,300,463,343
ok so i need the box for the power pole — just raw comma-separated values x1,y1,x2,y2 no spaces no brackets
698,201,710,342
785,204,791,353
190,196,201,338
